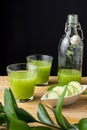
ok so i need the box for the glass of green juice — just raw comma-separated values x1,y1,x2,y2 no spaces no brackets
6,63,38,102
58,69,82,85
26,54,53,85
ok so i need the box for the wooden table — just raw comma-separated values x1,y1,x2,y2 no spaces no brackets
0,76,87,130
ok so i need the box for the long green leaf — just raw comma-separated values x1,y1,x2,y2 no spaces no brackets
45,103,73,129
4,88,17,121
37,103,54,125
54,85,77,130
54,85,69,130
9,88,37,123
37,103,61,129
9,88,18,108
15,107,37,123
62,115,76,129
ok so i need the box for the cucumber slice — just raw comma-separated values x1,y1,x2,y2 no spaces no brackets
46,81,82,99
68,81,81,93
46,91,58,99
53,86,68,97
67,85,75,96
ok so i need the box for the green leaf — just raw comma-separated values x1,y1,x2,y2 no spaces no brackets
0,102,4,113
72,124,79,130
15,107,37,123
78,118,87,130
9,88,18,108
9,89,36,123
54,85,69,130
54,85,76,130
4,88,17,121
9,119,31,130
0,113,7,125
62,115,77,129
37,103,54,126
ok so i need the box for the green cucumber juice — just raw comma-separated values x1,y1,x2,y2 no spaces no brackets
9,71,36,100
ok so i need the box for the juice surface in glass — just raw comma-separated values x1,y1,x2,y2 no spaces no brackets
29,60,51,85
9,71,36,100
58,69,81,85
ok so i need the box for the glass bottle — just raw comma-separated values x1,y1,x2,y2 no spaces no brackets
57,14,84,85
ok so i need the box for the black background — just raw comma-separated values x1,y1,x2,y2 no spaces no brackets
1,0,87,76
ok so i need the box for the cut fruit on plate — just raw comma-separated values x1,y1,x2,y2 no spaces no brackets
41,85,87,107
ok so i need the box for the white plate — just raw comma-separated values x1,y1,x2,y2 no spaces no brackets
41,85,87,107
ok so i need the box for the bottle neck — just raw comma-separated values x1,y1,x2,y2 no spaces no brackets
65,22,83,40
66,24,78,36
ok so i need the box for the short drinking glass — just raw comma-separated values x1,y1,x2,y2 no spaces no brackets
26,54,53,85
6,63,38,102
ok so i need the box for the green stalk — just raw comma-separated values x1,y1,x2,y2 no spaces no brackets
54,85,70,129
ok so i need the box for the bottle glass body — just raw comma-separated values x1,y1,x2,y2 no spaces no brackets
57,14,83,85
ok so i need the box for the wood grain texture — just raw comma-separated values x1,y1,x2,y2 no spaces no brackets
0,76,87,129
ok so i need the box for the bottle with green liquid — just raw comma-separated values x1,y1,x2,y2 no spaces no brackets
58,14,84,85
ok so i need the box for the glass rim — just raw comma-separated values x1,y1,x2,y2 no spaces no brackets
6,63,38,72
26,54,53,60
